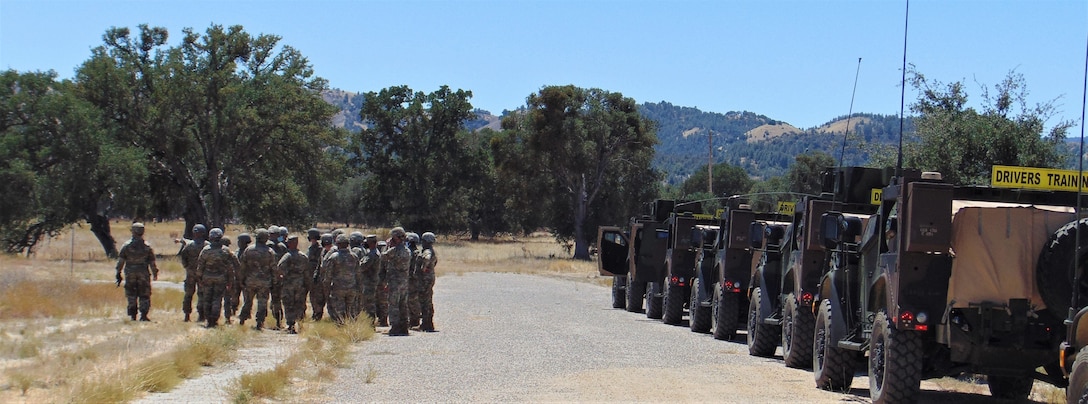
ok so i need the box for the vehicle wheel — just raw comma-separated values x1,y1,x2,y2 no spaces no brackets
814,299,855,391
626,279,645,313
611,275,626,309
747,287,779,357
713,286,739,340
1068,346,1088,404
987,374,1033,400
689,278,712,333
869,309,922,403
646,282,663,320
1037,218,1088,320
782,293,815,369
663,281,685,325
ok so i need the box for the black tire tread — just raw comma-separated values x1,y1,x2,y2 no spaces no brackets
626,279,645,313
783,293,815,369
663,281,685,325
646,282,663,320
747,287,779,357
869,310,923,403
611,276,626,309
814,300,855,391
690,278,712,333
1068,346,1088,404
1037,219,1088,320
714,288,739,340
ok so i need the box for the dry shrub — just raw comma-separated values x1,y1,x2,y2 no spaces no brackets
135,356,182,393
234,361,295,400
7,369,35,395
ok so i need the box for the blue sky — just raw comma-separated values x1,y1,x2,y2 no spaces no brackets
1,0,1086,133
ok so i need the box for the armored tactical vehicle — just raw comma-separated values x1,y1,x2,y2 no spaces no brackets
816,166,1084,402
597,200,673,315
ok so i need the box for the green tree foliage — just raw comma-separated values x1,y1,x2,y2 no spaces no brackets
496,86,659,260
0,70,144,254
353,85,490,232
678,162,754,201
77,24,342,237
893,67,1071,185
745,151,834,213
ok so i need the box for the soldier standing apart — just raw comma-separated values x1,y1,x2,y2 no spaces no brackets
375,240,389,327
358,234,381,325
304,228,322,320
277,235,311,333
418,232,439,332
239,229,276,330
227,233,251,322
382,227,413,336
311,233,334,321
178,224,208,322
268,226,288,330
405,232,423,328
116,223,159,321
324,234,360,325
195,228,238,328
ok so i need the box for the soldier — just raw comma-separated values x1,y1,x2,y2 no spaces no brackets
277,235,311,333
116,223,159,321
239,229,276,330
268,226,288,330
348,232,366,318
228,233,252,321
311,233,335,321
195,228,238,328
324,234,360,326
382,227,413,336
178,224,208,322
305,228,322,320
418,232,439,332
405,232,423,328
375,239,390,327
358,234,381,325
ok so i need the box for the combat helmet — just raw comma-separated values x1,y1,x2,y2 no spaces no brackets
237,233,252,246
349,232,364,247
406,232,420,245
307,228,321,241
255,228,270,243
131,222,145,237
320,233,334,247
192,224,207,235
208,228,224,242
421,232,436,244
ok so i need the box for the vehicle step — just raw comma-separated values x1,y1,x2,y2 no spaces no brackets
837,340,866,351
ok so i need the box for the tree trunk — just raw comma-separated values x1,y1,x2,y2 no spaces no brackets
572,181,591,261
183,191,209,241
86,214,117,258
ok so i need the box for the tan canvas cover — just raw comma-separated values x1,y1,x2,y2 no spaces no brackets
947,203,1075,309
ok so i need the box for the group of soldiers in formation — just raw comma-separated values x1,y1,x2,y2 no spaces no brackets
114,223,438,336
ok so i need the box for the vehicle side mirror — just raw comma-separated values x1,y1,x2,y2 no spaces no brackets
821,212,843,249
749,222,765,249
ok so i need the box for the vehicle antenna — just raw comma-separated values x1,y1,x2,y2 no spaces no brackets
1072,26,1088,317
834,57,863,209
896,0,910,181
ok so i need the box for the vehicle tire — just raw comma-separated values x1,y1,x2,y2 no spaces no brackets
713,286,739,340
747,287,779,357
782,293,815,369
1037,218,1088,320
869,309,923,403
814,299,855,391
646,282,663,320
611,275,626,309
626,279,645,313
1068,346,1088,404
663,281,685,325
689,278,712,333
986,374,1033,400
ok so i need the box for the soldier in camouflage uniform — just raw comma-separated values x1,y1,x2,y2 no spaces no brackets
116,223,159,321
228,233,251,322
324,234,360,326
382,227,413,336
405,232,423,328
311,233,334,321
277,235,311,333
195,228,239,328
418,232,439,332
348,232,366,319
358,234,381,325
178,224,208,322
375,239,389,327
268,226,288,330
239,229,276,330
304,228,321,320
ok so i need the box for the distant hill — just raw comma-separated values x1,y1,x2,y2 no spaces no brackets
321,89,908,184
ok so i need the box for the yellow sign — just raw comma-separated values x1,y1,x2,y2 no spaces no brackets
716,208,725,218
870,189,883,205
693,213,716,220
777,201,796,216
991,165,1088,192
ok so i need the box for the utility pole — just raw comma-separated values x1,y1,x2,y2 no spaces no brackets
707,129,713,196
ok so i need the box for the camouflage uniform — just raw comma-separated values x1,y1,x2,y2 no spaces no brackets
358,235,381,324
348,232,366,319
268,226,288,329
382,228,413,336
195,228,238,328
227,233,251,322
324,235,360,325
310,233,334,321
418,232,438,331
375,240,390,327
277,236,311,333
178,225,208,322
116,223,159,321
240,230,276,330
405,233,423,328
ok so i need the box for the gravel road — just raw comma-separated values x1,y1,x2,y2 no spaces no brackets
328,272,899,402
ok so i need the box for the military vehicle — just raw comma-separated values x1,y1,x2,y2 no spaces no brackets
660,201,717,326
816,165,1084,402
597,200,673,315
746,167,888,369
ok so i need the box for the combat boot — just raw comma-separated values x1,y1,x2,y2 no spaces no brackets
184,313,190,322
286,324,297,334
388,325,409,336
421,319,436,332
206,320,218,329
128,307,138,321
275,319,283,330
254,322,264,331
139,313,151,322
